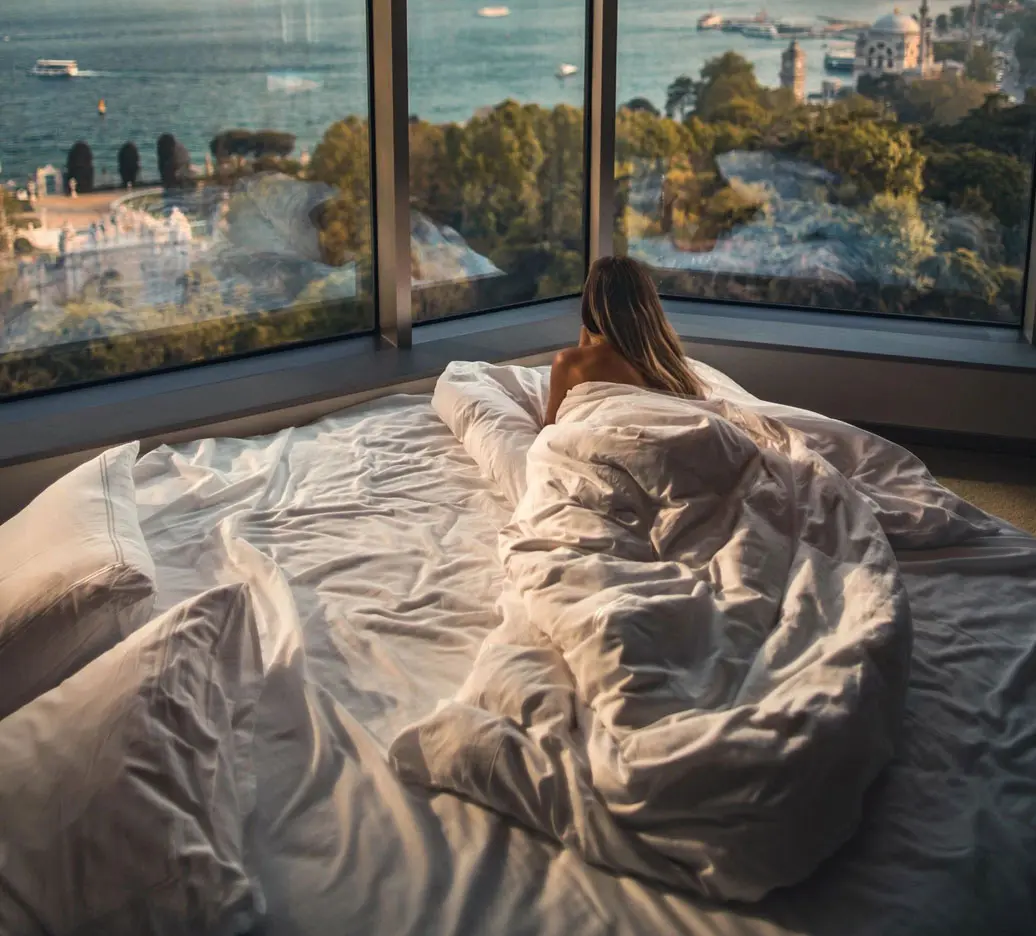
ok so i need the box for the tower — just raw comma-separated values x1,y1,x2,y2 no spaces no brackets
781,40,806,103
967,0,978,60
918,0,932,77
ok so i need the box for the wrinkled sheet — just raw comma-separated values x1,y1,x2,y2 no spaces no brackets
391,378,1001,901
132,383,1036,936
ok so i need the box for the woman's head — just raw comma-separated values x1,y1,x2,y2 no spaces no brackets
581,256,703,398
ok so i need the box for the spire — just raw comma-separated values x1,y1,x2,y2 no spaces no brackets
967,0,977,60
917,0,931,77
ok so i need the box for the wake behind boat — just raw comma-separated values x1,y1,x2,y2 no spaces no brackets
30,59,79,78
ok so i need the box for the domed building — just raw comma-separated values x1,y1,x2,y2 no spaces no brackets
854,4,934,81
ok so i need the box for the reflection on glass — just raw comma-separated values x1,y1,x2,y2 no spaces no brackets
615,1,1032,324
0,0,373,399
407,0,587,322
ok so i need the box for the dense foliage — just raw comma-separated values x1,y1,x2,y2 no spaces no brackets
156,133,190,188
65,141,95,194
210,129,297,161
3,42,1033,397
118,142,140,188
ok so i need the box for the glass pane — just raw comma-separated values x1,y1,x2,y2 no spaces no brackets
408,0,587,323
1,0,373,400
615,2,1032,325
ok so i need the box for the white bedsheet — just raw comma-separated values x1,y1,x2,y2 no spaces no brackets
132,383,1036,936
393,381,921,901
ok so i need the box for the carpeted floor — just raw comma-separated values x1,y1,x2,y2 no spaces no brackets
909,445,1036,536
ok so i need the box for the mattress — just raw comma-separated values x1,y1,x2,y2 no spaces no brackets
132,387,1036,936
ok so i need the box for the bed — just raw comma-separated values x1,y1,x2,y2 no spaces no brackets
2,359,1035,936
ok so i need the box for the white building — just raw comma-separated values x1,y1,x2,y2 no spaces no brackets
854,5,934,82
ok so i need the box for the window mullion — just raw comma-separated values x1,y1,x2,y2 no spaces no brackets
369,0,412,349
585,0,618,268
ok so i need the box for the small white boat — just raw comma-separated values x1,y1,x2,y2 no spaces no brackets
477,6,510,17
556,63,579,79
30,59,79,78
742,23,779,39
824,45,856,72
697,12,723,31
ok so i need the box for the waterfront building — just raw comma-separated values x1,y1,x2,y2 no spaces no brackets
854,5,935,82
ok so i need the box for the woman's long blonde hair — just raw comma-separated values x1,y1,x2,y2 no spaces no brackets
581,256,704,399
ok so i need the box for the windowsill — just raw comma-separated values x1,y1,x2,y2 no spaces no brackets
663,300,1036,373
1,295,1035,469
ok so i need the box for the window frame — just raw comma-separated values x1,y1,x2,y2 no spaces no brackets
1,0,1034,410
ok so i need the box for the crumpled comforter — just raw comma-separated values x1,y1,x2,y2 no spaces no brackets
391,367,998,903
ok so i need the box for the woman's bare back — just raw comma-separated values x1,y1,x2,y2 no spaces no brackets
544,341,646,426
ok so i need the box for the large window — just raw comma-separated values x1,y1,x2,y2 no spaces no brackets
407,0,587,322
3,0,1034,404
0,0,374,398
614,1,1034,325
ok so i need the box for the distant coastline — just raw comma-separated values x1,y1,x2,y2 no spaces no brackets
0,0,964,184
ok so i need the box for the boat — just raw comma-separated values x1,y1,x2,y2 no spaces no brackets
824,44,856,73
697,12,723,31
722,12,771,34
97,99,106,116
742,23,779,39
556,63,578,79
477,6,510,17
30,59,79,78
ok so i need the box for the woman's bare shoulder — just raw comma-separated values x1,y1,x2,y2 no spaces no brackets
552,344,642,385
552,344,596,373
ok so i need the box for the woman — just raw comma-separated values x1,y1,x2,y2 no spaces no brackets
544,256,705,425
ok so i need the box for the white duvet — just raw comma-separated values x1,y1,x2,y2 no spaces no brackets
391,363,999,902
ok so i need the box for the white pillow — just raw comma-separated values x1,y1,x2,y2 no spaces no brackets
0,442,156,719
433,361,550,508
432,358,745,508
0,583,265,936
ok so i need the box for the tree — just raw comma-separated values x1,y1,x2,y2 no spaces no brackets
693,53,763,122
857,193,936,284
530,104,584,251
616,108,693,163
66,141,95,194
897,77,990,125
927,96,1036,161
933,40,969,62
622,97,660,116
253,130,296,158
309,116,374,272
409,119,458,224
450,100,545,249
210,130,257,161
923,144,1029,228
966,45,997,84
936,13,948,33
117,142,140,187
665,76,695,121
157,133,190,188
788,118,926,201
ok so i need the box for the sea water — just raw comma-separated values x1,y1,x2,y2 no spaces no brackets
0,0,962,183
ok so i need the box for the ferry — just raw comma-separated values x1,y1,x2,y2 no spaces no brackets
742,23,779,40
722,12,771,34
556,63,579,79
824,46,856,73
697,12,723,31
30,59,79,78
